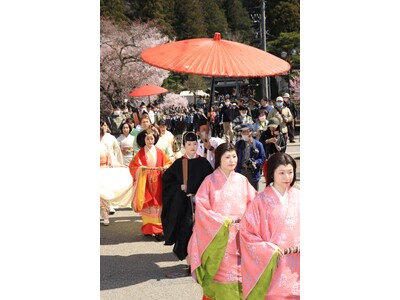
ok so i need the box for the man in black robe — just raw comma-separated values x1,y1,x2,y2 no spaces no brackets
161,132,214,277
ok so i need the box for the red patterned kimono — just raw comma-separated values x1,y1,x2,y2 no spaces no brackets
129,146,172,235
240,185,300,300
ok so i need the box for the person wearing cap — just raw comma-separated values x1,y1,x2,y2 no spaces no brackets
260,117,287,157
196,117,225,168
237,98,252,117
248,97,261,120
267,96,293,146
161,132,214,277
232,104,254,144
282,93,298,143
234,124,266,190
260,117,287,181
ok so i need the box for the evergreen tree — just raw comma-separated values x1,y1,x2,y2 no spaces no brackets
222,0,252,43
100,0,128,23
163,72,186,94
266,0,300,39
200,0,229,37
267,32,300,69
124,0,175,38
173,0,207,39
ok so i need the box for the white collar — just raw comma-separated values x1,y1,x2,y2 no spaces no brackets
270,183,287,206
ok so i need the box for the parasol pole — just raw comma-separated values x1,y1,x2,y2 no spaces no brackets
206,77,216,137
210,77,215,109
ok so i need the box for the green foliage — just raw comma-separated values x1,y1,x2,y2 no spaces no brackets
173,0,207,39
100,0,300,97
266,0,300,39
163,72,186,93
100,0,128,23
267,32,300,69
222,0,252,43
124,0,176,38
185,74,207,92
200,0,229,37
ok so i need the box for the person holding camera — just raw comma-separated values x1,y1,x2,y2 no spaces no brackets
267,96,293,146
260,117,287,157
235,124,266,191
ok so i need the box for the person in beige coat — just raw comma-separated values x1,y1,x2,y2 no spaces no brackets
267,96,293,145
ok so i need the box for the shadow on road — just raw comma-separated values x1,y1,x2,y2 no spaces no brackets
100,215,150,246
100,252,188,290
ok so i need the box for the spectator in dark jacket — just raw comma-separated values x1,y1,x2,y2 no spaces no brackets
220,97,237,144
260,117,287,158
235,124,266,190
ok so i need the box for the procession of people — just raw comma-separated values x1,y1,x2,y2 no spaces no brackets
100,93,300,299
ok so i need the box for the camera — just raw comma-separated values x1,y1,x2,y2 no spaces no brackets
246,159,258,172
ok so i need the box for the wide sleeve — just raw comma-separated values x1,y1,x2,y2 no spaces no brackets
128,151,142,178
111,138,124,167
128,152,147,212
240,196,280,300
161,159,184,245
161,150,173,168
188,177,231,286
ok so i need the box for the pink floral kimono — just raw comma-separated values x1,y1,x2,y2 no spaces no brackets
240,185,300,300
188,168,257,299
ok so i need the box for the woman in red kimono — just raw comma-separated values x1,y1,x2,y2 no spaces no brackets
240,152,300,299
129,128,172,237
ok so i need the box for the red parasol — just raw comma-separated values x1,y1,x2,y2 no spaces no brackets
129,84,168,98
140,32,290,139
141,32,290,78
129,84,168,106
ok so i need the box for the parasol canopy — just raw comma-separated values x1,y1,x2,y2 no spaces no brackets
141,32,290,78
128,84,168,97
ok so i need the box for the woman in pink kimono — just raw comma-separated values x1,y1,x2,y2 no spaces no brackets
240,152,300,300
188,143,257,300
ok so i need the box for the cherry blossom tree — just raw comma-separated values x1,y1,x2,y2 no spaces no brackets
289,71,300,96
159,93,188,109
100,18,170,116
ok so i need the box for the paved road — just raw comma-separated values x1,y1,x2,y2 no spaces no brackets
100,135,300,300
100,207,204,300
